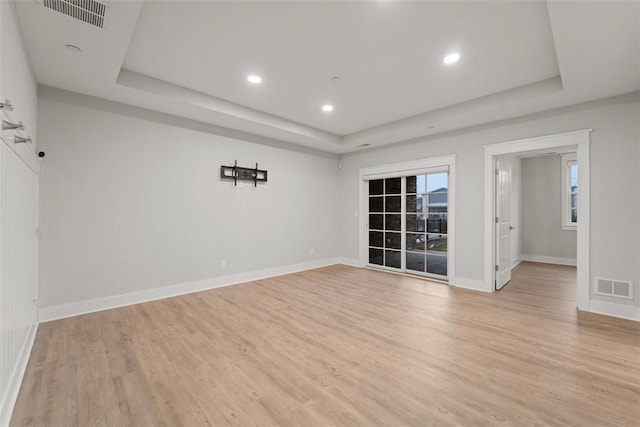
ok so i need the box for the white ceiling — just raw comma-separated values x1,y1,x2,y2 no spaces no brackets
123,1,560,135
14,0,640,154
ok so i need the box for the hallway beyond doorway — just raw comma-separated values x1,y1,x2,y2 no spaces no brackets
498,261,576,319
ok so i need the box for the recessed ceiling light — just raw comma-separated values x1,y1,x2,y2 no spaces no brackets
321,104,334,112
331,76,341,82
443,53,460,64
247,75,262,84
65,44,81,53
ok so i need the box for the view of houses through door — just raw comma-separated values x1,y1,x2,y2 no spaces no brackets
367,170,449,281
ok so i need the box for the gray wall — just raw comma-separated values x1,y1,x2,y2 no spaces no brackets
37,90,640,313
521,155,577,262
338,94,639,308
37,93,340,308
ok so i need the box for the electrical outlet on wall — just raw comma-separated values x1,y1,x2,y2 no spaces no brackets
220,259,227,268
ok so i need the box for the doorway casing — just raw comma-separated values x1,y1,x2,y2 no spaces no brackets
484,129,591,310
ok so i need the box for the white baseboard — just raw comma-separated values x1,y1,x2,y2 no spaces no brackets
451,277,491,293
39,258,340,322
337,257,361,267
511,258,522,269
588,300,640,322
521,254,577,266
0,322,38,427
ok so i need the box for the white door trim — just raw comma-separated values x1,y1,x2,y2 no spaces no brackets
359,155,456,282
483,129,591,310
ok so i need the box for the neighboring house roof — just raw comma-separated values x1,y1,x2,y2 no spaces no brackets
426,188,448,205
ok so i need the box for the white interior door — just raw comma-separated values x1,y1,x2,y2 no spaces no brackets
495,158,512,290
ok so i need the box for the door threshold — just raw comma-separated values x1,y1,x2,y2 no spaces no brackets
364,266,449,285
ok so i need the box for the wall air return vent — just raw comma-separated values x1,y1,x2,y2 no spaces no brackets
43,0,107,29
594,277,633,300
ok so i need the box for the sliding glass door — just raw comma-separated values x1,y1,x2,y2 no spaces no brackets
367,171,449,280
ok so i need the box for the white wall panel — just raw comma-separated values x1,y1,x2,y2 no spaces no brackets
0,140,38,426
0,1,39,424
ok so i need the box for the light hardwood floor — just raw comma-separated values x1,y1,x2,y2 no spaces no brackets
11,262,640,426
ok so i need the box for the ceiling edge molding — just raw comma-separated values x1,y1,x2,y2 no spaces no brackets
339,91,639,160
116,69,341,146
37,85,339,160
343,76,564,148
36,86,638,160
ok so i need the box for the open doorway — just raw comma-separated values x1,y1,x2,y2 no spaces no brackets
495,152,577,295
484,130,591,311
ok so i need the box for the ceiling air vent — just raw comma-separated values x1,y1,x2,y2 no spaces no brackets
43,0,107,29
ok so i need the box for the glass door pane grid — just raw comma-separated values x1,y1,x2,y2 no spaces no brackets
367,172,448,280
367,178,403,271
384,177,402,269
404,172,448,279
368,178,383,267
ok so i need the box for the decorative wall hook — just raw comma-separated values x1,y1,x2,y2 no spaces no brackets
13,135,32,144
2,120,25,131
